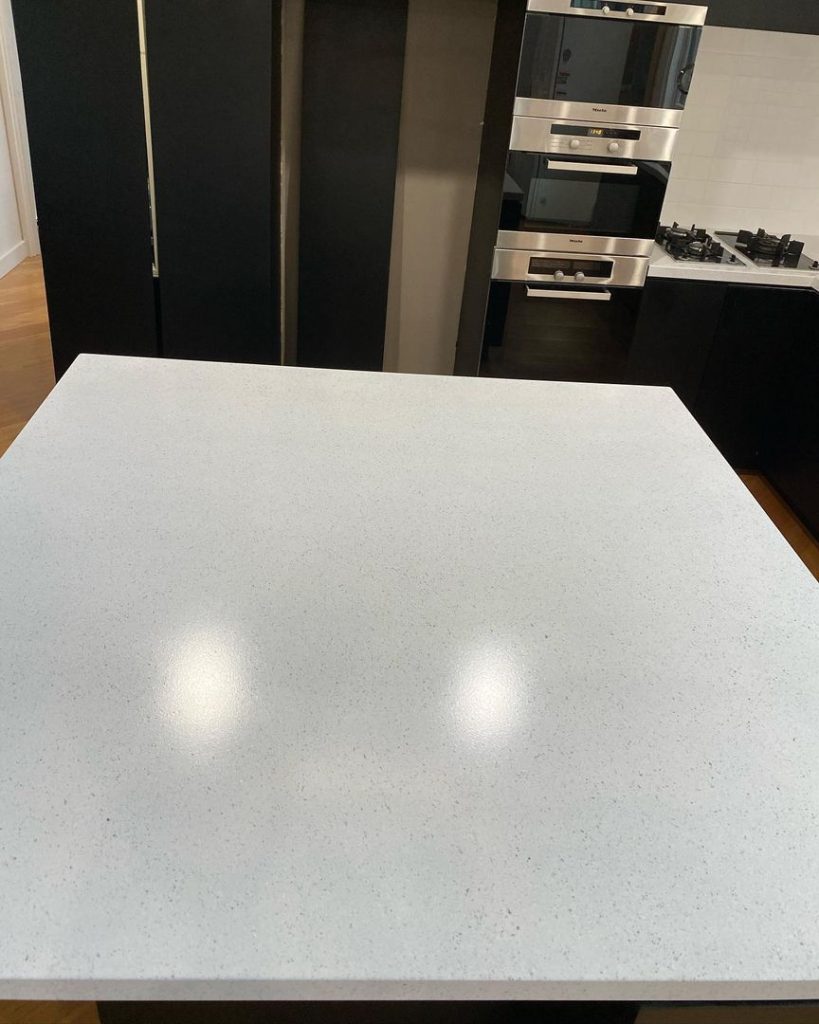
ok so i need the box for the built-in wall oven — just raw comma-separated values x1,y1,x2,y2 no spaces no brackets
515,0,707,129
482,249,645,381
500,116,673,257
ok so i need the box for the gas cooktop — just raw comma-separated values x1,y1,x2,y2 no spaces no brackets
656,223,741,264
715,228,819,271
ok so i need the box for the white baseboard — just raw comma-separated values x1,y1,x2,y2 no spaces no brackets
0,238,27,279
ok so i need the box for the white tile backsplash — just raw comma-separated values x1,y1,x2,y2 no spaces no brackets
662,25,819,234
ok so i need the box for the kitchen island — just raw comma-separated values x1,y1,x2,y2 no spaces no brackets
1,355,818,1021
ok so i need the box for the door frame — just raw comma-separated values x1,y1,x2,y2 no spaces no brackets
0,0,40,257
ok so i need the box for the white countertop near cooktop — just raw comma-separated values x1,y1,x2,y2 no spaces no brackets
2,354,819,1003
649,233,819,290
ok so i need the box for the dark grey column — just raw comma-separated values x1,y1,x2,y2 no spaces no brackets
297,0,408,371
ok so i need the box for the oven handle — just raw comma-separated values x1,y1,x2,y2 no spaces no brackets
545,159,638,176
526,287,612,301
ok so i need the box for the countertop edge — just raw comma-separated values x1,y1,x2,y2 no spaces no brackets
4,979,819,1002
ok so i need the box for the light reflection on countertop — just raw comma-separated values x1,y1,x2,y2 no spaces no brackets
159,624,249,745
450,640,526,745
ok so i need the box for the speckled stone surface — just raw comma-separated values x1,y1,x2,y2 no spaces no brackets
1,354,818,1002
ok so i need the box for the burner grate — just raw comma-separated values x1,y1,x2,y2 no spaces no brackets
656,223,734,264
735,228,807,267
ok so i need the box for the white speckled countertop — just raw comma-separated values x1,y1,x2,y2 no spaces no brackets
649,233,819,290
2,354,819,1003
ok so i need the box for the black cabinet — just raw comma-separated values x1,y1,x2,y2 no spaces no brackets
676,0,819,35
627,278,726,411
764,293,819,537
146,0,281,365
695,285,811,469
13,0,158,379
630,277,817,483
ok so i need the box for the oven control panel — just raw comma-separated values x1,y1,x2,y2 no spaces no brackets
492,247,650,289
528,256,614,281
510,116,677,163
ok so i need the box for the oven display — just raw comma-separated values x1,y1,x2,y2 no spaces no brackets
551,125,642,140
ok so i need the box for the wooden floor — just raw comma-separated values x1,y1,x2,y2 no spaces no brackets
741,472,819,579
0,1003,99,1024
0,257,54,456
0,259,817,1024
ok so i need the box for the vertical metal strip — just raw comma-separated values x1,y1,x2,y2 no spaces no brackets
136,0,158,276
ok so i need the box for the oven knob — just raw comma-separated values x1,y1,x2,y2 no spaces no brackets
554,270,565,281
608,141,620,153
569,139,580,150
575,271,585,282
602,4,611,12
626,6,635,14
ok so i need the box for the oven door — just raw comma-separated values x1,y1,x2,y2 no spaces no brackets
482,279,645,382
515,0,705,128
498,150,669,257
484,249,647,382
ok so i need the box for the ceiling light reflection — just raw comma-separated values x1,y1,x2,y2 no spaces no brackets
160,626,247,744
451,642,526,744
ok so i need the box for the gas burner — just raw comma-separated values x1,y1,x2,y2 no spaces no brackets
735,228,812,267
716,228,819,271
656,223,739,264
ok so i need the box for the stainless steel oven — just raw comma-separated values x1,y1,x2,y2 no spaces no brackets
499,117,672,257
482,248,647,381
493,247,649,291
515,0,707,129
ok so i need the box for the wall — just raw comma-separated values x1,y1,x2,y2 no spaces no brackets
0,96,22,276
661,25,819,234
383,0,496,375
0,0,25,277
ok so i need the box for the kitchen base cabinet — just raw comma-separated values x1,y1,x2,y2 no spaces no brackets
627,278,726,411
631,279,817,492
764,295,819,539
693,285,812,470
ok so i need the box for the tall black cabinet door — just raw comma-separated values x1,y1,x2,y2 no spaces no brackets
13,0,158,379
146,0,280,364
298,0,407,371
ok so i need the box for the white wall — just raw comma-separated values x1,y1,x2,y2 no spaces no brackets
0,0,35,274
662,25,819,234
0,67,24,277
383,0,496,375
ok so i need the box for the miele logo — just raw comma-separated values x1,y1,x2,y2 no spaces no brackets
592,107,608,112
568,239,584,244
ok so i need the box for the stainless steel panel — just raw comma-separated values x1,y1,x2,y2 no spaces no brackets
514,97,684,130
493,247,649,287
526,286,612,301
545,158,638,175
497,231,654,258
526,0,707,26
510,115,678,161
